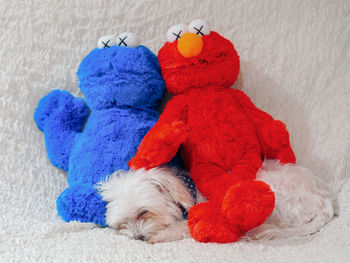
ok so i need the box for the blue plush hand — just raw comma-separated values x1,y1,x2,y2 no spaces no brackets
34,90,89,132
34,90,89,171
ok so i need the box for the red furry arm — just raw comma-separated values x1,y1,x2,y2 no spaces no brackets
232,89,296,163
129,96,188,170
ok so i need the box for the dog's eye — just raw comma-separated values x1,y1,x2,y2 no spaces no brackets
137,210,148,219
97,35,117,49
116,32,140,48
115,222,128,231
167,24,188,42
188,19,210,36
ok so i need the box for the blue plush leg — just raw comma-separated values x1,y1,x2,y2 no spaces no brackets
34,90,89,171
56,183,107,226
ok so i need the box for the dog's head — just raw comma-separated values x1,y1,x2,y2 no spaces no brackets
98,167,194,242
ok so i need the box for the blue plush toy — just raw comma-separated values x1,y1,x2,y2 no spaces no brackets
34,33,169,226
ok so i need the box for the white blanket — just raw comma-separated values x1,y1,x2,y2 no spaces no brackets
1,0,349,262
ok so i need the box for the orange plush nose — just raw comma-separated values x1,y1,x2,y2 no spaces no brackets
177,33,203,58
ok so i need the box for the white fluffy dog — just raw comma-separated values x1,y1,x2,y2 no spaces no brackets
98,167,195,243
98,161,334,243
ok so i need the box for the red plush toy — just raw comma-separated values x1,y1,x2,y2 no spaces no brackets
129,19,296,243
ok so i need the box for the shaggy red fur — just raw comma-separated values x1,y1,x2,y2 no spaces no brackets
129,31,295,243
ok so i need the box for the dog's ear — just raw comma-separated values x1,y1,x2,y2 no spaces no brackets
148,167,194,211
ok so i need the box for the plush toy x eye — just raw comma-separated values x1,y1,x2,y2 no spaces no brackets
97,35,117,49
188,19,210,36
116,32,140,48
167,24,188,42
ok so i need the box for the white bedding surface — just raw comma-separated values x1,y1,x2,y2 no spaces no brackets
1,0,349,262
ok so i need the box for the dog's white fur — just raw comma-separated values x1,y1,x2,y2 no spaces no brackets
97,167,194,243
98,161,334,243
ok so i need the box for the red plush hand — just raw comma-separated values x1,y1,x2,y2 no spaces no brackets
260,120,289,150
129,156,151,170
129,121,189,170
260,120,296,163
275,145,296,164
231,89,296,164
156,120,189,141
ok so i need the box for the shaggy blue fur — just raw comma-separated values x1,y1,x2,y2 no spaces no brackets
34,45,166,226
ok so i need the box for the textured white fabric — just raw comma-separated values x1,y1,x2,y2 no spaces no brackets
1,0,349,262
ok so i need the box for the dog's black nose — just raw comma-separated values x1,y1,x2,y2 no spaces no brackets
136,235,145,241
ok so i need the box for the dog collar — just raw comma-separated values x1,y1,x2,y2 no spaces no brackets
175,171,196,219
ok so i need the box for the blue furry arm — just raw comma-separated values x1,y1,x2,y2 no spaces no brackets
34,90,90,171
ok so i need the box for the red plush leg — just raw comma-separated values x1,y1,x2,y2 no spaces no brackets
190,162,238,201
189,156,266,243
188,201,242,243
188,163,242,243
230,152,263,182
222,180,275,233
